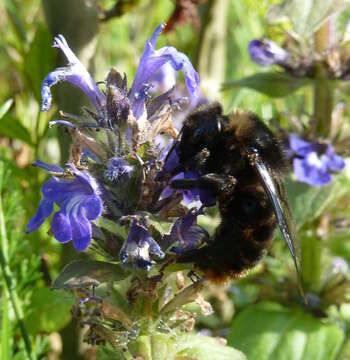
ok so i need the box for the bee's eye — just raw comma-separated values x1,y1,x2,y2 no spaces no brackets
193,122,218,142
247,146,259,155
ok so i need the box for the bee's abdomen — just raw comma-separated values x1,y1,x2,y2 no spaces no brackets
180,186,277,282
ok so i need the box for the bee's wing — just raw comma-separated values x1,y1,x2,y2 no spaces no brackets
250,151,305,297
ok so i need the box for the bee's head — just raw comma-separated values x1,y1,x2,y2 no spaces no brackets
231,110,287,172
179,103,226,162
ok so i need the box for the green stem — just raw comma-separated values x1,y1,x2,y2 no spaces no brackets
0,169,33,359
196,0,228,101
300,234,322,292
313,19,334,137
1,282,10,360
304,20,336,293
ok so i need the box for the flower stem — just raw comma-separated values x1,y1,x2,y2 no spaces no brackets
313,19,334,137
196,0,229,100
300,234,323,292
0,164,33,360
304,20,336,294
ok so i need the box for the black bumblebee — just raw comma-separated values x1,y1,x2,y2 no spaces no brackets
165,103,301,287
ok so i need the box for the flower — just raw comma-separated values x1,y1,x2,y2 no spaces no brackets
248,39,289,66
120,217,165,271
162,207,209,253
289,134,345,186
41,26,199,131
129,22,200,119
41,35,104,112
104,157,134,181
149,62,176,94
26,162,103,251
158,144,216,207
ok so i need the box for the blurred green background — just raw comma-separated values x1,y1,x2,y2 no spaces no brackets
1,0,350,359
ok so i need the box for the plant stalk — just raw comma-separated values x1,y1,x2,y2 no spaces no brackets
313,19,334,137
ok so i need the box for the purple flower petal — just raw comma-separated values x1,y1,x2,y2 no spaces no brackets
179,172,200,204
26,198,54,233
69,164,101,193
289,134,345,186
293,155,331,186
70,208,92,251
324,146,346,172
33,160,64,174
81,195,103,220
160,186,174,200
149,62,176,94
81,148,101,164
164,207,209,253
41,34,104,111
27,165,103,251
289,134,314,156
120,218,164,271
129,23,200,119
42,177,92,203
49,120,76,129
51,211,72,243
160,142,181,172
249,39,289,66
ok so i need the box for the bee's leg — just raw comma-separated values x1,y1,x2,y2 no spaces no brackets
171,173,237,197
187,270,202,283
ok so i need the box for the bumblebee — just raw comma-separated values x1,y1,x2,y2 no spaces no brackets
166,103,301,287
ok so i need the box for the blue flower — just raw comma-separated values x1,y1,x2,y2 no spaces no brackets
26,162,103,251
163,207,209,254
104,157,134,182
120,217,165,271
41,35,105,111
129,23,200,119
248,39,289,66
158,144,216,206
289,134,345,186
149,62,176,94
157,142,183,179
161,172,216,207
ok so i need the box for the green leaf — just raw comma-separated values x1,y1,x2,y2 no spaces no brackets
228,302,344,360
51,260,129,290
0,115,32,145
326,229,350,263
176,334,246,360
0,99,13,120
285,177,346,229
24,288,74,335
4,0,27,44
222,73,310,98
267,0,350,38
0,100,31,144
129,333,246,360
93,216,127,238
24,25,56,102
